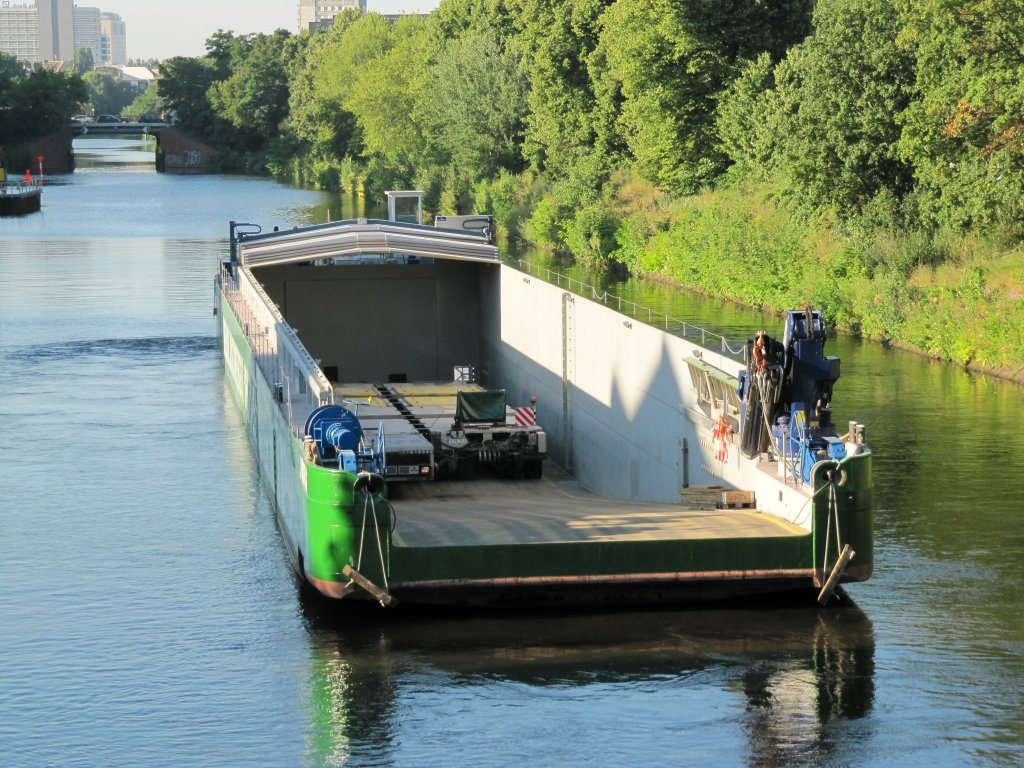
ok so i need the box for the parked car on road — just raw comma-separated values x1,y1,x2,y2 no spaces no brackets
96,114,123,123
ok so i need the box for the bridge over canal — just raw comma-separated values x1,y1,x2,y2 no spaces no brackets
21,123,218,173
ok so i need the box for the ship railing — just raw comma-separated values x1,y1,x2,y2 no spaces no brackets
224,266,334,429
515,259,748,362
0,179,42,195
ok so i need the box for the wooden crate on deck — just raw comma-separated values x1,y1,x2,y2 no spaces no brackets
679,486,725,509
718,489,755,509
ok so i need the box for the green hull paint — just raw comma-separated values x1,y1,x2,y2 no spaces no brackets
812,452,874,584
219,288,390,592
305,462,391,586
392,535,812,583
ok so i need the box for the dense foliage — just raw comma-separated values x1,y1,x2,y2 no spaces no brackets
83,70,136,116
73,48,95,74
126,83,162,118
152,0,1024,377
0,53,86,153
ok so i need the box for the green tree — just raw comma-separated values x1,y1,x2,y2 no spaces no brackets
345,15,432,170
715,52,782,179
83,70,136,116
126,83,162,118
428,0,515,43
157,56,220,132
899,0,1024,232
0,51,22,103
73,48,95,74
208,30,295,149
287,10,365,162
0,55,87,146
204,29,238,78
417,28,528,179
768,0,916,217
507,0,613,176
591,0,814,195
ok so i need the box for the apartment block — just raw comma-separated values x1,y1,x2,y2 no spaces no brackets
99,11,124,64
298,0,366,32
0,1,125,64
72,5,100,63
0,3,40,61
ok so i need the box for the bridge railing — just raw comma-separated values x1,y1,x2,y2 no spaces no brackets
71,121,169,135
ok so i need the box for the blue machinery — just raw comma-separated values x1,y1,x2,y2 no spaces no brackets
738,309,866,485
304,404,386,477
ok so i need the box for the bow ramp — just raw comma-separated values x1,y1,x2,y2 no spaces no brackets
237,218,500,268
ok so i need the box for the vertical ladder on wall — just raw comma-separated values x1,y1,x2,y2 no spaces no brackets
562,292,576,471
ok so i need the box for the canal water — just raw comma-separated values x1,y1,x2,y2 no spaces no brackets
1,138,1021,767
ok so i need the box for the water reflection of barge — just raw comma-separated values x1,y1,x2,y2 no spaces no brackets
217,191,873,608
304,603,875,766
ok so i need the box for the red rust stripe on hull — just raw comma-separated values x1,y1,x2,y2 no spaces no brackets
308,573,356,598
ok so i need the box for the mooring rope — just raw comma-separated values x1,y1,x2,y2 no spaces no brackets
792,475,831,527
821,472,844,576
832,479,843,561
353,490,389,588
355,493,368,572
822,481,833,576
367,491,389,591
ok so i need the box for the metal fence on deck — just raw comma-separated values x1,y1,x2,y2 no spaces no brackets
515,259,748,362
223,265,335,430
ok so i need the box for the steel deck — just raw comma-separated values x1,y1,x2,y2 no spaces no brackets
389,462,807,548
333,381,808,548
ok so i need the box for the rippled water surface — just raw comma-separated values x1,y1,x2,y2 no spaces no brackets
1,138,1021,767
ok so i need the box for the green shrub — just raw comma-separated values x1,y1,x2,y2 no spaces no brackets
610,213,654,271
472,171,534,239
562,203,620,267
524,195,567,251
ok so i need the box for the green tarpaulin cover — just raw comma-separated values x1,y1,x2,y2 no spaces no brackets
456,390,506,423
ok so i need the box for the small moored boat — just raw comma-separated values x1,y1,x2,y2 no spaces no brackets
0,178,42,216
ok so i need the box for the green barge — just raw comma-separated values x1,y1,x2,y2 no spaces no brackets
216,192,872,608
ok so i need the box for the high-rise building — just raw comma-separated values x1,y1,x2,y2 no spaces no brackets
0,2,125,64
35,0,73,60
298,0,366,32
72,5,100,63
99,11,123,64
0,3,40,61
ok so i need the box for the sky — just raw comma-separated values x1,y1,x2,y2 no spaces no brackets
98,1,440,61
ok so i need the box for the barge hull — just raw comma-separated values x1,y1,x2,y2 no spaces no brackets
217,210,874,608
220,286,835,605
